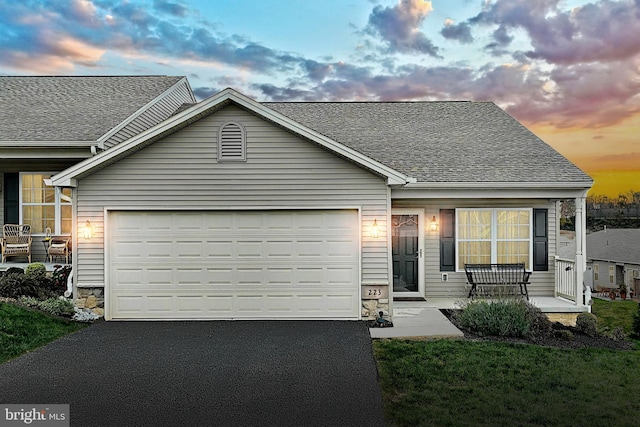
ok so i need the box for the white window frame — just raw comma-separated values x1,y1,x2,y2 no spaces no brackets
19,172,71,235
609,266,615,284
455,208,533,271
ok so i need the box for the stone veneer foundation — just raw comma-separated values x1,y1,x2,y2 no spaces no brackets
74,287,105,317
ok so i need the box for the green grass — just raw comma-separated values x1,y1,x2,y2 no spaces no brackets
592,298,639,335
0,302,88,364
374,339,640,427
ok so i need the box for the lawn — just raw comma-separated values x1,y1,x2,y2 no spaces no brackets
592,298,638,335
0,301,88,364
374,299,640,427
374,339,640,427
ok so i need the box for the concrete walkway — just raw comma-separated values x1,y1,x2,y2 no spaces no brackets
369,301,464,339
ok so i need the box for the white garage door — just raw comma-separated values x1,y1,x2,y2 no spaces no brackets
108,210,360,320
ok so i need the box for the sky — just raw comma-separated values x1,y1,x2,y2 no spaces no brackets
1,0,639,198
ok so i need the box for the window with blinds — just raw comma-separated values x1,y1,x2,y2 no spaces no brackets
218,122,246,161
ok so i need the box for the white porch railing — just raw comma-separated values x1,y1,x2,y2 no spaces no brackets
555,257,576,302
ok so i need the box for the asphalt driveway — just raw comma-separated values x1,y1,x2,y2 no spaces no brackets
0,321,383,427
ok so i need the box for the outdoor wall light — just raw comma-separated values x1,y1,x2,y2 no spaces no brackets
83,220,94,240
371,219,379,239
430,215,438,232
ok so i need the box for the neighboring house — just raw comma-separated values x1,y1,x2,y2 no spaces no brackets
586,229,640,295
0,76,197,261
44,87,593,321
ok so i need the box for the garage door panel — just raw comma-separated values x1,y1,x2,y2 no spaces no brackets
109,210,359,319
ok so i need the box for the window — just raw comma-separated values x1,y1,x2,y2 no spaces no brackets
218,122,246,161
20,173,71,235
594,264,599,281
609,266,615,284
457,209,532,269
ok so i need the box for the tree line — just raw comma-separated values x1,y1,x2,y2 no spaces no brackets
561,190,640,231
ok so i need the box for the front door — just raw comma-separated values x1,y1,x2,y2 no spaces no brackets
392,210,424,298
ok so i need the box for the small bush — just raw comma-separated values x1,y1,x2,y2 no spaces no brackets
25,263,47,282
38,297,75,317
0,273,39,299
457,299,531,338
610,326,627,341
5,267,25,276
524,303,552,337
17,296,40,308
576,313,597,336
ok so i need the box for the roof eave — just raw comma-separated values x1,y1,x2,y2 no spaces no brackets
393,181,593,199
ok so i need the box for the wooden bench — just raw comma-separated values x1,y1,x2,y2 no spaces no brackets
465,263,531,300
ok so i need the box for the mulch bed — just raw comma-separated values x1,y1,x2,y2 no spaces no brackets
441,309,635,351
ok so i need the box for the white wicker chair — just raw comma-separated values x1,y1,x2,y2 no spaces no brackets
48,235,72,264
1,224,32,263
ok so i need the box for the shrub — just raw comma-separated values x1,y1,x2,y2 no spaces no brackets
576,313,597,336
25,262,47,282
610,326,627,341
457,299,532,338
38,297,75,317
17,296,40,308
524,303,552,337
5,267,25,276
0,273,39,299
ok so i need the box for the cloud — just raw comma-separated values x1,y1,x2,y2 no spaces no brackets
466,0,640,65
0,0,307,76
153,0,189,17
525,0,640,65
440,20,473,43
366,0,442,57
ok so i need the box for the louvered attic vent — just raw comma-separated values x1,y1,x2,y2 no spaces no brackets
218,122,246,161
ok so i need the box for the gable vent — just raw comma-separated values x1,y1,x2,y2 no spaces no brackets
218,122,246,161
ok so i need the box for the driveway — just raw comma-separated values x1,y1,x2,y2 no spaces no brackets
0,321,383,427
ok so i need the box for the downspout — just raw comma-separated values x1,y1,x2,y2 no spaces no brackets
64,269,73,298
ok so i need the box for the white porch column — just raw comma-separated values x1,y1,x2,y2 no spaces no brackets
574,194,587,307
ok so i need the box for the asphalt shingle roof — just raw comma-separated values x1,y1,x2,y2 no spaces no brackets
265,101,592,184
586,229,640,264
0,76,184,142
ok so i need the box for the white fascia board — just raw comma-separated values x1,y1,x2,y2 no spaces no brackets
52,88,409,187
0,140,96,147
394,181,593,199
96,77,195,150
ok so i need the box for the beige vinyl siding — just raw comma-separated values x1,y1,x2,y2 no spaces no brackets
75,105,389,287
103,80,195,149
393,199,557,298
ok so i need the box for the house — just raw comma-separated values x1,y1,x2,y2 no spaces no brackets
0,76,196,262
585,228,640,296
3,78,593,322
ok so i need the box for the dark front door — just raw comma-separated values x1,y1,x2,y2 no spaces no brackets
392,214,419,293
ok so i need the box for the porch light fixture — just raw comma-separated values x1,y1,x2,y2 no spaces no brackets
371,219,379,239
83,220,93,240
430,215,438,232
